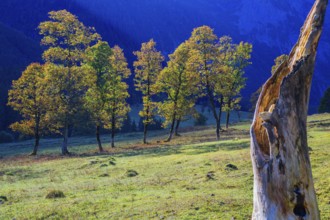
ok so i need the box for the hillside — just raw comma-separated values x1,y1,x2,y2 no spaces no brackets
0,114,329,219
0,22,41,130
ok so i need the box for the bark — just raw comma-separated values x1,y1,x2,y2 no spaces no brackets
143,124,148,144
111,113,116,148
30,116,40,156
61,122,70,155
225,111,230,129
96,125,103,152
174,119,181,136
250,0,328,219
31,133,40,156
166,116,176,142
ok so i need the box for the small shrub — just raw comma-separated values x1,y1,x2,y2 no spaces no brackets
206,171,215,180
126,169,138,177
0,131,14,143
46,190,65,199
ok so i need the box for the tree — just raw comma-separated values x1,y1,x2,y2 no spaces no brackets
85,41,113,152
187,26,222,140
271,54,288,75
7,63,53,155
105,45,131,148
38,10,100,155
134,39,164,144
250,0,327,218
155,42,199,142
250,54,287,112
318,87,330,113
217,36,252,129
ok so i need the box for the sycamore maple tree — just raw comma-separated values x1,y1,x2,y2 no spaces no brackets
38,10,100,155
134,39,164,144
155,42,199,142
8,63,53,155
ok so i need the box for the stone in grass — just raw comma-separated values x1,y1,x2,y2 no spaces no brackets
46,190,65,199
109,161,116,166
100,164,108,168
225,164,238,171
126,169,138,177
206,171,215,180
99,173,109,177
0,196,8,204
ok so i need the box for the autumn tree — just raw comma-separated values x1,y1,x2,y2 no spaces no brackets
8,63,52,155
187,26,222,140
217,36,252,129
39,10,100,155
85,41,113,152
250,54,287,112
271,54,288,75
105,45,131,148
134,39,164,144
155,42,199,142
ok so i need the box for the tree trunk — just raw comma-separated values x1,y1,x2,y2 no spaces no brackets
226,110,230,130
30,117,40,156
111,129,115,148
250,0,327,219
31,133,40,156
143,124,148,144
166,114,176,142
96,125,103,152
111,114,116,148
175,119,181,136
236,110,241,122
61,122,70,155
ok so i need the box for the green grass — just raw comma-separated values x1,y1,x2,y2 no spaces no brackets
0,114,329,219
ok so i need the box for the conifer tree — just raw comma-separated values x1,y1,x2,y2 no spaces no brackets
134,39,164,144
38,10,100,155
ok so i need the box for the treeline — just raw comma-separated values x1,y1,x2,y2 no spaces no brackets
7,10,252,155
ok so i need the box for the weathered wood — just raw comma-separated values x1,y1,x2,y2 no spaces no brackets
250,0,328,219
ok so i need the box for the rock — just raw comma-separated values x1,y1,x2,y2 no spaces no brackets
99,173,109,177
0,196,7,204
225,164,238,170
126,169,138,177
109,161,116,166
206,171,215,180
100,164,108,168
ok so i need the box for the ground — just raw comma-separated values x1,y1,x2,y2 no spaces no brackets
0,114,329,219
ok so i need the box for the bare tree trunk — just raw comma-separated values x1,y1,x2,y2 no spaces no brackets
143,124,148,144
111,129,115,148
62,122,70,155
174,119,181,136
250,0,328,219
166,116,176,142
226,110,230,130
31,133,40,156
30,117,40,156
96,125,103,152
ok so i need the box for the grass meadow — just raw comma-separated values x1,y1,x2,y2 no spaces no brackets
0,114,329,219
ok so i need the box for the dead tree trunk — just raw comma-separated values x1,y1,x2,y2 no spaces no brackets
250,0,328,219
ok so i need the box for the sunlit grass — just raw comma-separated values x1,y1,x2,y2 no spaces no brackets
0,113,329,219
